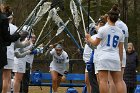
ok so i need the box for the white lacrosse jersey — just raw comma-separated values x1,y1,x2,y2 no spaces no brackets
115,20,128,67
92,34,99,63
115,20,128,38
96,25,124,62
13,48,27,73
7,23,18,60
115,20,128,51
83,35,97,63
106,20,128,50
14,48,28,63
50,49,69,75
24,44,34,66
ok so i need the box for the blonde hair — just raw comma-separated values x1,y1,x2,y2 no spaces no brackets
127,42,135,51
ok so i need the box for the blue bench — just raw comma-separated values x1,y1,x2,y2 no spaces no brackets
137,74,140,82
29,73,85,93
134,74,140,93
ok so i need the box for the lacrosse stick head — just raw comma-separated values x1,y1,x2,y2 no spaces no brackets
22,25,31,32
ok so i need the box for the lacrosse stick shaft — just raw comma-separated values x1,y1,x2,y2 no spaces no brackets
64,12,84,38
34,26,56,48
63,26,82,51
53,39,64,46
16,0,46,33
79,0,87,35
88,0,90,33
44,35,56,47
75,0,95,24
35,16,51,45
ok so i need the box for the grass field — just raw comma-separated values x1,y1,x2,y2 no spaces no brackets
29,86,83,93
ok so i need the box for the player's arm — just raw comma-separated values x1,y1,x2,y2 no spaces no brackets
118,42,123,64
14,49,31,58
64,54,69,75
85,34,101,46
124,28,129,50
85,27,103,46
15,39,30,48
124,37,128,50
65,62,69,72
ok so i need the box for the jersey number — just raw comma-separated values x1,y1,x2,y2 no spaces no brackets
107,34,119,48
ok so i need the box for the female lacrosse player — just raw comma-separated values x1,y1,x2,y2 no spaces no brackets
83,16,106,93
49,44,69,93
108,4,128,93
13,41,30,93
13,33,35,93
86,6,125,93
13,34,43,93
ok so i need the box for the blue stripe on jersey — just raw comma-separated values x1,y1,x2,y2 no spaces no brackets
88,51,94,63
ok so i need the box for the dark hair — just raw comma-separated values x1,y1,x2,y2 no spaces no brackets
112,4,120,13
97,15,107,25
20,32,29,41
4,5,13,18
107,4,120,23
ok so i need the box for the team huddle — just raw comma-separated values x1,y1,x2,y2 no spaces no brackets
0,1,131,93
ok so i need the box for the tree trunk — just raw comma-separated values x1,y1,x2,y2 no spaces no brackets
135,0,140,56
118,0,128,23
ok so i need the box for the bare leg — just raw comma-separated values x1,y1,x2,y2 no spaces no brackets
2,69,11,93
85,72,91,93
13,72,23,93
110,71,126,93
98,70,109,93
61,76,66,82
51,71,59,92
108,72,117,93
96,74,99,84
57,76,62,90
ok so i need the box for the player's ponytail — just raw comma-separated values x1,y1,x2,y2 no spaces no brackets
107,4,120,23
